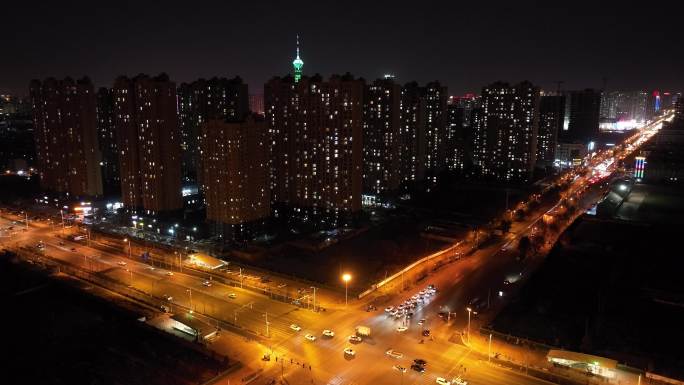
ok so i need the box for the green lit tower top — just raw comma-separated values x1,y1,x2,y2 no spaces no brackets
292,35,304,83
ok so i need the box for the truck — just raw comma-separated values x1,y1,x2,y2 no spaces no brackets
355,326,371,337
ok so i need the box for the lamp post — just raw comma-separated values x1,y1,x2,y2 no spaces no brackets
342,273,351,307
123,238,131,259
466,307,472,344
488,333,492,361
311,286,317,312
187,289,193,312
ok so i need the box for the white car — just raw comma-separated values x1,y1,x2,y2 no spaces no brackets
452,378,468,385
290,324,302,332
117,261,127,266
344,347,355,356
165,271,174,276
322,329,335,338
348,335,362,343
385,349,403,359
436,378,451,385
385,306,394,313
396,326,408,332
393,365,407,373
202,280,212,287
305,334,316,341
228,293,237,299
418,319,426,325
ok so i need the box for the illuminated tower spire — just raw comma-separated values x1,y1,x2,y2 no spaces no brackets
292,35,304,83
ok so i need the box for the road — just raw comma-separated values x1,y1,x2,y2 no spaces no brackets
1,113,671,385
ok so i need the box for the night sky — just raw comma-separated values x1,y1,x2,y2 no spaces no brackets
3,1,683,96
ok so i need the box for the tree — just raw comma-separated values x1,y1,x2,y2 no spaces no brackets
518,236,531,259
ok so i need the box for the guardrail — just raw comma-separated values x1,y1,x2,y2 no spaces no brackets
358,241,464,299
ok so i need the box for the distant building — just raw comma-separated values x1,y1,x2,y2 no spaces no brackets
600,90,648,124
265,73,363,225
363,78,401,194
113,73,182,214
29,77,103,197
96,87,120,196
446,94,478,173
200,115,270,240
292,35,304,83
537,95,565,168
398,81,427,184
563,89,601,145
0,96,34,172
424,81,448,180
556,142,587,169
177,77,249,185
473,81,540,183
249,94,264,116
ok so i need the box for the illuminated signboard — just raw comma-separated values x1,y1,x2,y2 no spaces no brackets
634,156,645,179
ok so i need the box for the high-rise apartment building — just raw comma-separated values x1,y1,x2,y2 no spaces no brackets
537,95,565,167
363,78,401,194
473,81,540,183
113,73,182,214
265,74,364,223
249,94,265,116
177,76,249,184
399,81,427,184
446,94,478,173
200,115,269,239
96,87,120,195
30,77,103,197
424,81,448,177
563,89,601,144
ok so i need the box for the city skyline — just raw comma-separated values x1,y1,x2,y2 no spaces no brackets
2,3,684,384
2,2,684,96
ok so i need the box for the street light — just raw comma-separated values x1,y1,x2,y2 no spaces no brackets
123,238,131,259
186,289,193,312
342,273,351,307
466,307,472,344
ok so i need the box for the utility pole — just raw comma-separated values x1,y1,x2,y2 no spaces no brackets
311,286,317,311
239,267,243,288
24,212,28,231
60,209,65,233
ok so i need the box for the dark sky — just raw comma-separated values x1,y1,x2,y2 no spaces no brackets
3,1,683,96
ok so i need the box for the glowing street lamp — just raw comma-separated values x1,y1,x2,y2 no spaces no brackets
342,273,352,307
466,307,472,344
123,238,131,259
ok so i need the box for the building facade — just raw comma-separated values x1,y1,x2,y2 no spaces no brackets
424,81,448,179
398,81,427,185
113,73,182,214
177,77,249,185
96,87,120,195
200,115,270,239
537,95,565,168
473,81,540,183
265,74,363,224
446,94,478,173
362,78,401,194
563,89,601,145
30,77,103,197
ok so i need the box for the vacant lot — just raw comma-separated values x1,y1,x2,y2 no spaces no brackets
0,254,228,385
